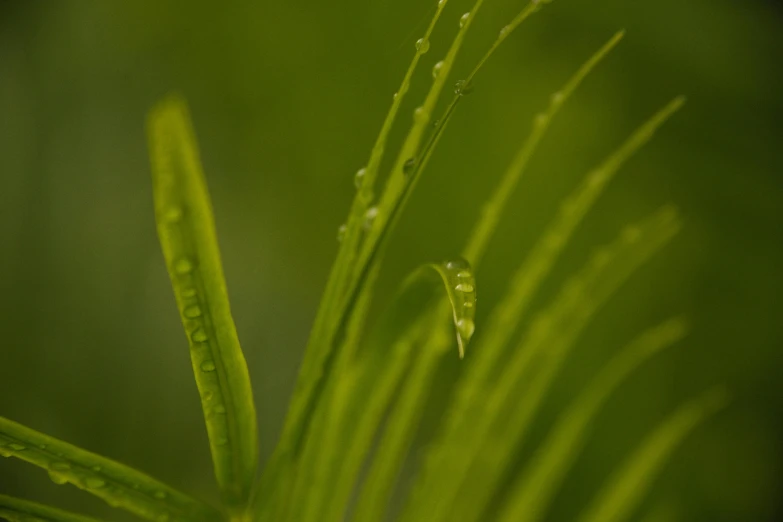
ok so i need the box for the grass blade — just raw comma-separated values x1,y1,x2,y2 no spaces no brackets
402,207,680,522
147,95,258,509
497,318,689,522
0,417,221,522
462,30,625,266
577,389,729,522
475,96,685,383
254,7,455,512
286,260,476,522
0,494,103,522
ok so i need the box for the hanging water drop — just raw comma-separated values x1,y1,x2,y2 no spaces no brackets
456,318,476,341
214,405,227,414
354,167,367,189
181,287,197,298
201,360,217,372
459,12,471,28
363,207,379,231
8,443,25,451
337,223,348,243
415,38,430,54
438,0,446,7
432,60,444,79
499,25,511,38
551,91,564,106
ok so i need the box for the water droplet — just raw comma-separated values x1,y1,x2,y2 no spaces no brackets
363,207,378,231
403,158,417,175
414,106,428,121
214,405,226,414
163,207,183,223
534,112,548,127
154,491,168,500
48,471,69,485
174,258,194,275
191,329,208,343
551,91,564,106
455,283,475,293
201,360,216,372
393,92,398,101
446,258,471,271
8,443,26,451
181,288,197,298
85,477,106,489
0,449,10,458
337,223,347,243
432,60,444,79
354,167,367,189
438,0,446,7
456,318,476,341
463,301,474,309
499,25,511,38
415,38,430,54
183,305,202,318
454,79,474,96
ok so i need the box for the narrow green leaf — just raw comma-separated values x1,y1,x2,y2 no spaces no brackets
285,259,476,522
0,494,103,522
402,207,680,522
475,96,685,385
0,417,220,522
146,95,258,509
497,318,689,522
254,8,456,514
578,389,729,522
462,30,625,266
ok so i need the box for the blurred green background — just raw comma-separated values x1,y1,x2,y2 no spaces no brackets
1,0,781,520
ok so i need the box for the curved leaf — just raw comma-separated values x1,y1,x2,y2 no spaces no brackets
0,417,220,522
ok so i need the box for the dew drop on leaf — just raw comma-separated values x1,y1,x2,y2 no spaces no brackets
415,37,430,54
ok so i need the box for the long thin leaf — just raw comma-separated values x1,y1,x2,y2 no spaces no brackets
497,318,688,522
578,389,728,522
288,260,476,522
0,494,103,522
0,417,220,522
147,95,257,510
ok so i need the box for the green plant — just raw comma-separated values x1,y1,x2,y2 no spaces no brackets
0,1,727,521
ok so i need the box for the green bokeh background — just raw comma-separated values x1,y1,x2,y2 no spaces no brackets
1,1,781,520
